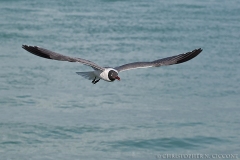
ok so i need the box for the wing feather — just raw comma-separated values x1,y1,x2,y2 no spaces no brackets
114,48,202,72
22,45,105,71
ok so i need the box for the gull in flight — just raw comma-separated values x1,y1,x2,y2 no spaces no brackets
22,45,202,84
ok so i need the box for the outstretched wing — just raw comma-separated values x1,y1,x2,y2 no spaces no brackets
114,48,202,72
22,45,105,71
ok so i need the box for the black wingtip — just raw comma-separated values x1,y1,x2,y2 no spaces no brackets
22,44,28,49
22,44,52,59
195,48,203,53
176,48,203,64
22,44,34,50
191,48,203,54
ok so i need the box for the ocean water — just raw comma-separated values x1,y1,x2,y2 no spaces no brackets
0,0,240,159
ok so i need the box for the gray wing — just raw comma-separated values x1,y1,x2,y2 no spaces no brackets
114,48,202,72
22,45,105,71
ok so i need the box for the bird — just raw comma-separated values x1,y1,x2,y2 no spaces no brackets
22,45,202,84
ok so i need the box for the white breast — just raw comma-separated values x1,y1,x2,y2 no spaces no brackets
94,68,118,82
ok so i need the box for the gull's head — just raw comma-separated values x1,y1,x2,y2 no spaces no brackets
108,70,120,81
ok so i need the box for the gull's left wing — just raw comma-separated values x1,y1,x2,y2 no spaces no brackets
114,48,202,72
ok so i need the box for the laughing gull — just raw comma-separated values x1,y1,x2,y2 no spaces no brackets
22,45,202,84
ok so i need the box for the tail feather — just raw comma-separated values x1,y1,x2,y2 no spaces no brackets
76,71,96,80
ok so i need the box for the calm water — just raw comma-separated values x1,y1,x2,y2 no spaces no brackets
0,0,240,159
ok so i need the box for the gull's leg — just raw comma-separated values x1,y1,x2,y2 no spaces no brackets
92,77,96,84
94,79,100,84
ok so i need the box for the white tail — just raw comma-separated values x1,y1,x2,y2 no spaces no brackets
76,71,96,80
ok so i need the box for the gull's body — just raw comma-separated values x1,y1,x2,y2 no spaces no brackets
77,68,119,84
22,45,202,84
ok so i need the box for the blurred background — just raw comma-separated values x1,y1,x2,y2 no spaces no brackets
0,0,239,159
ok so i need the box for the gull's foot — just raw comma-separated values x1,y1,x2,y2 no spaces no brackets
92,77,100,84
94,79,100,84
92,77,96,84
